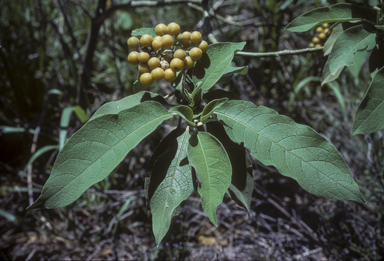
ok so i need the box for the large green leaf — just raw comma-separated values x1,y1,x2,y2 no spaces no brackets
216,63,248,84
328,25,376,75
285,3,376,32
200,98,228,123
28,101,172,209
149,127,193,245
169,105,194,125
188,132,232,225
192,42,246,93
352,67,384,135
323,24,344,56
90,91,166,120
215,100,364,202
131,27,156,38
207,122,253,215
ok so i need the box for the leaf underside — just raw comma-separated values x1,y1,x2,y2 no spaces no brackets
215,100,364,202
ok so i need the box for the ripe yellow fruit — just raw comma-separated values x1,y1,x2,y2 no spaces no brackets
170,58,184,72
164,68,176,82
161,60,170,70
151,67,165,80
189,47,203,61
140,34,153,47
148,57,161,69
127,51,140,65
318,32,326,40
183,56,194,69
161,34,174,49
138,63,150,74
174,49,186,60
152,40,162,50
167,22,180,35
198,40,208,53
127,36,140,49
155,23,167,36
181,31,191,41
190,31,202,43
322,23,329,29
315,43,322,48
315,26,323,34
312,37,320,44
140,73,153,86
138,52,150,63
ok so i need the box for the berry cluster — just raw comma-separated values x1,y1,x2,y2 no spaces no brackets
127,22,208,86
309,23,332,48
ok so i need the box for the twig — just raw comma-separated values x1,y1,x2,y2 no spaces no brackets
236,47,324,58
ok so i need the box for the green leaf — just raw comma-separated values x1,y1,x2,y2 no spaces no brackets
215,100,364,202
131,27,156,38
192,42,246,93
169,105,194,125
216,63,248,84
188,132,232,225
200,98,228,123
347,49,368,78
190,82,203,108
28,101,172,209
285,3,375,32
149,127,193,245
73,106,89,123
323,24,344,56
369,44,384,78
207,122,253,215
90,91,166,120
352,67,384,135
328,25,376,74
322,57,344,86
294,76,321,94
0,208,19,225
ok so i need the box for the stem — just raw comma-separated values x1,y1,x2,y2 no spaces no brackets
236,47,323,58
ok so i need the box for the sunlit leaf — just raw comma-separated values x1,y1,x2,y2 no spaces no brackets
215,100,364,202
188,132,232,225
28,101,172,209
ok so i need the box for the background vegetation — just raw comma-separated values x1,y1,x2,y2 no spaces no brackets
1,0,383,260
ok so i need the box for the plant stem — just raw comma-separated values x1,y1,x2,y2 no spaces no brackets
236,47,323,58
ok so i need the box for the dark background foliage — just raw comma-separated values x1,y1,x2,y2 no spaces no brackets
1,0,383,260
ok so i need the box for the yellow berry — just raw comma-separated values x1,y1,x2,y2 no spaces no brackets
190,31,202,43
163,54,172,63
151,67,165,80
127,36,140,49
152,40,162,50
198,40,208,53
164,68,176,82
140,73,153,86
161,60,170,70
140,34,153,47
167,22,180,36
155,23,167,36
315,27,323,34
181,31,191,41
170,58,184,72
315,43,322,48
161,34,174,49
183,56,194,69
174,49,186,60
312,37,320,44
322,23,329,29
189,47,202,61
153,36,162,42
138,52,150,63
127,51,139,65
148,57,160,69
138,63,150,74
318,32,326,40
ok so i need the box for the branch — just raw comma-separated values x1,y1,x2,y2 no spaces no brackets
236,47,324,58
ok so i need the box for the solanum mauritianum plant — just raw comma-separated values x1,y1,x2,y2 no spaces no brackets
286,2,384,135
28,22,364,245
